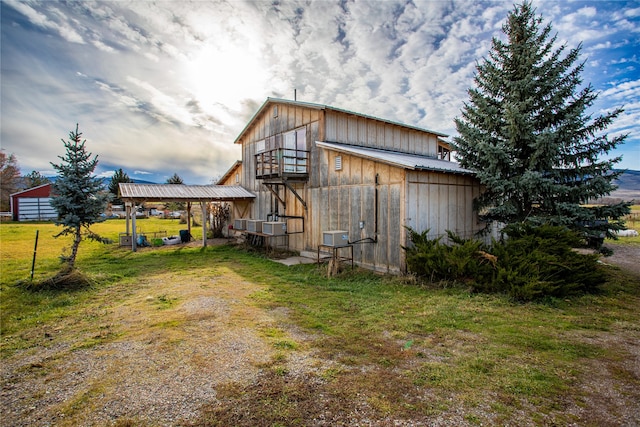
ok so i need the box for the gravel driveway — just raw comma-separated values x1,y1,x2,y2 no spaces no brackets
1,269,284,426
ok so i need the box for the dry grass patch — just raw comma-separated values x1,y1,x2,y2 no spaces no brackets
1,267,280,426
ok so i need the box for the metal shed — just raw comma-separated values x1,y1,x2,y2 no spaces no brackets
118,183,255,251
10,183,56,221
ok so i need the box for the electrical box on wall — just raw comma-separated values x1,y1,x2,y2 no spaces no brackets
233,219,246,230
322,230,349,247
263,222,287,236
246,220,264,233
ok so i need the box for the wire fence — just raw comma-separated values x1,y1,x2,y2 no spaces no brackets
623,212,640,228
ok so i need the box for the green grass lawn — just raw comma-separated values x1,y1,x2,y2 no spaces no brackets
1,217,639,426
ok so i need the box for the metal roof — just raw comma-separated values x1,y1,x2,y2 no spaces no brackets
315,141,475,176
9,182,52,197
118,183,255,202
234,97,448,144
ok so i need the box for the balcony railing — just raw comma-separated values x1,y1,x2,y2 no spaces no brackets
255,148,309,179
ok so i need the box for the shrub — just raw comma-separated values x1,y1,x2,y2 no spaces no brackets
403,224,606,302
403,228,493,284
478,223,606,301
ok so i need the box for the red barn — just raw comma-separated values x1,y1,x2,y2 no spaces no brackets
10,183,57,221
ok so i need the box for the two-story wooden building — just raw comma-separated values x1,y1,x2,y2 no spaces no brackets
230,98,483,273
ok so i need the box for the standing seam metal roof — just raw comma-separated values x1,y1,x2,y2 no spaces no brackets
315,141,475,175
118,183,255,201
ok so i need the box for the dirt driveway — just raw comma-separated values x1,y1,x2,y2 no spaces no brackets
1,266,289,426
602,243,640,277
1,243,639,426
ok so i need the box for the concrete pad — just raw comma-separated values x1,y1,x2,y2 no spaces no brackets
274,256,316,266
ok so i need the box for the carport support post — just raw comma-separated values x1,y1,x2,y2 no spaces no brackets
125,202,131,236
201,202,207,247
187,202,192,242
132,204,137,252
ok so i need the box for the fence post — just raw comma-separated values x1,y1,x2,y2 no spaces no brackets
31,230,39,281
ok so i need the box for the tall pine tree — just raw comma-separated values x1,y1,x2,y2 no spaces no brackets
51,124,111,270
453,1,630,239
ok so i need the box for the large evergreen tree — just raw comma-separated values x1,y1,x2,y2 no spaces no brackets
108,168,132,206
453,2,630,238
50,124,111,270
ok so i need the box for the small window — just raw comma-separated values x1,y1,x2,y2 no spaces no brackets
335,155,342,171
273,106,278,118
257,140,265,153
438,144,450,161
235,173,239,183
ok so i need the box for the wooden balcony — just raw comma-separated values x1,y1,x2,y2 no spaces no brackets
255,148,309,180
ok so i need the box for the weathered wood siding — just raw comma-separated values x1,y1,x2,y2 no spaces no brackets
308,149,405,273
324,110,439,157
404,171,483,243
218,163,243,186
237,102,321,250
234,99,481,273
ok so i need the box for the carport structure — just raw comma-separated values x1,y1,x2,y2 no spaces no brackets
118,183,255,251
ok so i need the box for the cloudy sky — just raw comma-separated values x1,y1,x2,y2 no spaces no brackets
1,0,638,184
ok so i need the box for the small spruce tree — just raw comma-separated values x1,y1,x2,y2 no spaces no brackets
166,173,184,185
453,1,630,239
24,170,51,188
50,124,111,270
166,172,185,212
108,168,132,206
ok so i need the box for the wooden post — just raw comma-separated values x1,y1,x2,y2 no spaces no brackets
132,204,137,252
125,202,131,236
201,202,207,247
187,202,192,242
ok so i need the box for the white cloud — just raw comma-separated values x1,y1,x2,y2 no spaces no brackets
624,7,640,18
5,0,85,44
2,0,638,180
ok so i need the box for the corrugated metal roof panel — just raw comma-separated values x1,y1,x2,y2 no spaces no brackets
118,183,255,201
315,141,475,175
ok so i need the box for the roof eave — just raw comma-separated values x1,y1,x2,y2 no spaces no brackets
316,141,475,176
10,182,52,197
414,166,475,176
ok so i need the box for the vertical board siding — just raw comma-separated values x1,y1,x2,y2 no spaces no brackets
347,116,358,143
237,100,479,273
362,185,376,265
406,171,482,242
324,110,440,157
349,186,363,262
376,183,390,271
389,184,402,268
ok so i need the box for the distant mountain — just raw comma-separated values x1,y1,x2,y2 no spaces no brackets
610,169,640,202
98,177,157,186
23,170,639,202
41,176,156,186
